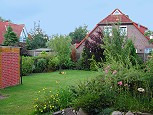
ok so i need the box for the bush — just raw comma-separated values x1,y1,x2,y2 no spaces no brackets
21,56,34,76
114,92,141,112
34,88,74,114
33,58,47,73
57,88,74,109
70,77,117,114
72,93,101,114
34,88,60,114
47,56,59,71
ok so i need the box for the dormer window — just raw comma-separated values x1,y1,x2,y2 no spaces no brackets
120,26,127,36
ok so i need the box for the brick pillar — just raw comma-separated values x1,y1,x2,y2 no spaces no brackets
0,46,20,89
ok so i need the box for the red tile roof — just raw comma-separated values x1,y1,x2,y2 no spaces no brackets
0,21,24,44
98,9,132,24
76,9,149,49
133,22,149,40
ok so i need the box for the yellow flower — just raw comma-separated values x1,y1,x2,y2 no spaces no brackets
34,105,37,108
38,91,40,93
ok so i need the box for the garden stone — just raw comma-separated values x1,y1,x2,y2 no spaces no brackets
52,110,62,115
135,112,153,115
64,108,76,115
112,111,122,115
125,111,134,115
77,108,88,115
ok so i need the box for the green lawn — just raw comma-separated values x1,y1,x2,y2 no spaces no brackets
0,70,100,115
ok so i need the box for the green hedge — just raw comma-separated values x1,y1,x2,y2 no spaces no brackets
21,56,34,76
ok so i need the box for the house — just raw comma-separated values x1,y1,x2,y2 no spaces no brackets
76,9,153,61
0,21,27,44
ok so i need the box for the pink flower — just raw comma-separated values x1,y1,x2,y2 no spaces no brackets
104,65,110,70
118,81,123,86
112,70,117,75
105,69,108,74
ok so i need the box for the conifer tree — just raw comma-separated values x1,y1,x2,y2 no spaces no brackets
3,26,19,46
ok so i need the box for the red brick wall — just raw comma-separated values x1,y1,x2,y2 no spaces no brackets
0,46,20,89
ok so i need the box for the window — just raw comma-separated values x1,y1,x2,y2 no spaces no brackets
113,9,122,15
145,48,153,53
136,49,137,53
120,26,127,36
104,26,112,36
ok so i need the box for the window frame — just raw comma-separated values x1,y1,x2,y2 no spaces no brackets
119,26,127,36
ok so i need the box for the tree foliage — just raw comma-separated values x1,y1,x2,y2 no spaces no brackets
3,25,19,46
81,27,105,70
102,26,142,67
0,16,11,22
26,22,49,50
69,25,88,44
47,35,72,72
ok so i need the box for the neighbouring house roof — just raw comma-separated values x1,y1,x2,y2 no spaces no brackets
76,9,149,49
0,21,25,44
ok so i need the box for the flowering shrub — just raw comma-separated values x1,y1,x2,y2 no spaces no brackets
34,87,74,114
34,88,60,114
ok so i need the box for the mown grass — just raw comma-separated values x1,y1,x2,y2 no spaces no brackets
0,70,100,115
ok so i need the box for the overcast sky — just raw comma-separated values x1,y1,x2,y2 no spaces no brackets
0,0,152,36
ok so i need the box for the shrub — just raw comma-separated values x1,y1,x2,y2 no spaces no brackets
33,58,47,73
21,56,34,76
57,88,74,109
34,88,60,114
48,56,59,71
72,93,101,114
70,77,117,114
34,88,74,114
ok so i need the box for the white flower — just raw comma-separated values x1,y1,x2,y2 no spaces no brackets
137,88,145,92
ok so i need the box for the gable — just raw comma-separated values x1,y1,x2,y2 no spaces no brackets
98,9,132,25
0,21,24,44
76,9,151,54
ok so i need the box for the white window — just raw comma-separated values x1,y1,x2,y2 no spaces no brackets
120,26,127,36
113,9,122,15
136,49,137,53
145,48,153,53
104,26,112,36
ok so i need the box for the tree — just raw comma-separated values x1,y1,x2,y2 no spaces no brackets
69,25,88,44
102,26,141,67
26,22,49,50
47,35,72,73
81,27,105,70
3,25,19,46
144,30,153,44
0,16,11,22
